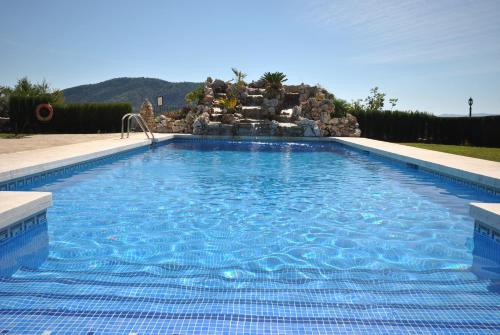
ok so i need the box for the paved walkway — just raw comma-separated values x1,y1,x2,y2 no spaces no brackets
0,133,121,154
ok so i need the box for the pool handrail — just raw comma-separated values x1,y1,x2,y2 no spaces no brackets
121,113,155,142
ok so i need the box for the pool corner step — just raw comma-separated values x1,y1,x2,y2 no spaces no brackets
0,191,52,232
470,203,500,242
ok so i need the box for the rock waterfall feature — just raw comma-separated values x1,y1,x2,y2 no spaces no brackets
152,77,361,137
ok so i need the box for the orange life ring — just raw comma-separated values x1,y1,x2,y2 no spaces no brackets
35,103,54,122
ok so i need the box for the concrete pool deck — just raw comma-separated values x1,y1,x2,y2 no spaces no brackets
0,133,122,154
0,134,499,232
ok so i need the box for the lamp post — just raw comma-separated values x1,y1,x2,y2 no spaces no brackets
468,97,473,118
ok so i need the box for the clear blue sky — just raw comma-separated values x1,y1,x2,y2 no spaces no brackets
1,0,499,115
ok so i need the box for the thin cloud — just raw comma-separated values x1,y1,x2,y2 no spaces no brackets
305,0,500,64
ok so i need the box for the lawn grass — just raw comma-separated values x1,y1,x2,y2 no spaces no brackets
401,143,500,162
0,133,27,139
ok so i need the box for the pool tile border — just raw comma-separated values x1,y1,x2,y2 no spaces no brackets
470,203,500,242
0,146,149,192
0,210,47,244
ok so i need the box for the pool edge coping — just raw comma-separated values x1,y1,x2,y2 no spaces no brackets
0,191,52,231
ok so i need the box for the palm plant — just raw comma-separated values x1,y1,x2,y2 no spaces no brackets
260,72,287,98
231,68,247,87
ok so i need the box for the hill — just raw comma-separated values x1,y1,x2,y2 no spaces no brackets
438,113,494,117
63,77,202,111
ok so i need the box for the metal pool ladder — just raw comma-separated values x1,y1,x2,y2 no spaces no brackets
121,113,155,142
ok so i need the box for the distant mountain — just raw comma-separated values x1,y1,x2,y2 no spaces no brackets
438,113,495,117
63,77,202,111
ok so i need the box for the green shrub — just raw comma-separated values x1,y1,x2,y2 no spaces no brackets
9,96,131,133
185,85,205,106
332,97,349,118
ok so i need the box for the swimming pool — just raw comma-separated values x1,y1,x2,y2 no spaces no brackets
1,139,499,334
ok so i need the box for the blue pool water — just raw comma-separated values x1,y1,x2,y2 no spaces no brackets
0,139,499,334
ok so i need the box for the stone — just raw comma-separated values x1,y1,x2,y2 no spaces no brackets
291,106,302,120
172,119,187,133
203,94,214,104
320,110,331,123
249,79,266,89
184,111,198,133
297,118,321,137
316,112,361,137
278,122,304,137
192,112,210,135
139,99,155,130
154,115,175,133
209,123,234,136
221,114,236,124
270,120,279,136
212,79,227,93
204,86,214,96
263,98,279,108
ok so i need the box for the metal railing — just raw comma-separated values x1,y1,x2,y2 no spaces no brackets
121,113,155,142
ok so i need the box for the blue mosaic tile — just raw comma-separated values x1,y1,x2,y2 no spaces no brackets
0,229,8,242
0,138,498,334
0,211,49,277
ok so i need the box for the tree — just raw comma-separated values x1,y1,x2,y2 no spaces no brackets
185,85,205,106
0,86,11,117
0,77,63,118
365,86,385,112
350,99,366,113
389,98,399,111
9,77,64,103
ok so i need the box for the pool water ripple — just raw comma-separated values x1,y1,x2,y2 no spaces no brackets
0,139,499,334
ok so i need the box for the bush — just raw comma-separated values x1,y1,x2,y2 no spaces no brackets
9,95,132,133
185,85,205,106
332,97,349,118
352,109,500,147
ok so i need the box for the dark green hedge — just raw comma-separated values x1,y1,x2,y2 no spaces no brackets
352,110,500,147
9,96,132,133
